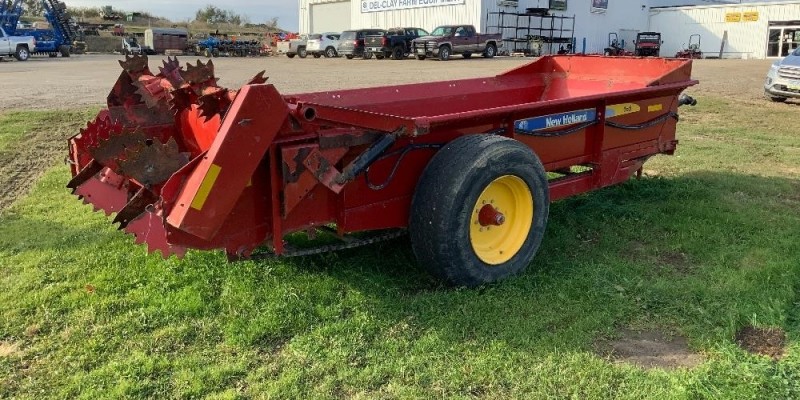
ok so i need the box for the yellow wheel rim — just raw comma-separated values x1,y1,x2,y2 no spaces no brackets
469,175,534,265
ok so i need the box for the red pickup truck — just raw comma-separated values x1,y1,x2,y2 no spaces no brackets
411,25,501,61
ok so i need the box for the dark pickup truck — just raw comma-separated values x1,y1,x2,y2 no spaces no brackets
411,25,501,61
364,27,429,60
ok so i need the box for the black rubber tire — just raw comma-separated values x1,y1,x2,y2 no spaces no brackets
391,46,404,60
204,48,212,58
345,55,354,59
409,135,550,287
416,55,426,60
298,47,307,58
325,47,337,58
363,51,373,59
767,94,787,103
438,45,451,61
59,45,70,57
483,43,497,58
14,46,29,61
287,53,296,58
462,52,472,59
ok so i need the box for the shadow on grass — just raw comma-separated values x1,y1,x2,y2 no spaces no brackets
249,170,800,352
2,169,798,371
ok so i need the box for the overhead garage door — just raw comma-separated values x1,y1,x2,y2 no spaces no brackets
310,1,351,33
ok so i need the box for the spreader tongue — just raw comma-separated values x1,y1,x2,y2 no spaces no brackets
66,54,267,257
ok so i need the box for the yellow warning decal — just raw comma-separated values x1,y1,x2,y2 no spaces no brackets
648,104,663,112
606,103,640,118
191,164,222,211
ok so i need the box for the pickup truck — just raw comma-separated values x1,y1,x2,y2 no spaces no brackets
276,34,308,58
411,25,501,61
364,27,429,60
0,27,35,61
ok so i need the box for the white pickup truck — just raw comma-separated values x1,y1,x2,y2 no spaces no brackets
0,27,36,61
276,34,308,58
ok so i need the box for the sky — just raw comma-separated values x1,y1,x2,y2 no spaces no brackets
66,0,300,31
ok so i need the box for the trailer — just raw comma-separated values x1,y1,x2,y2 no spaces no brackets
144,28,188,54
67,55,697,286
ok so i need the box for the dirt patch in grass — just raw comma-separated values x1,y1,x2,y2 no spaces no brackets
735,326,786,360
0,129,65,212
596,329,703,370
0,341,21,357
656,251,691,272
626,242,694,275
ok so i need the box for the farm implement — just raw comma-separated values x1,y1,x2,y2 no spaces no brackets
67,55,697,286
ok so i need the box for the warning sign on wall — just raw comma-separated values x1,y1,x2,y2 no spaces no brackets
743,11,759,22
725,12,742,22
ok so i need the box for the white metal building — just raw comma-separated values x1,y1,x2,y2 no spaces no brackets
298,0,652,55
297,0,800,58
650,1,800,59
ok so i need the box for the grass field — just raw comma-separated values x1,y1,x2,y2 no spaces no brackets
1,94,799,398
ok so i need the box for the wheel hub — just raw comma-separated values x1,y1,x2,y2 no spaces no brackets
469,175,534,265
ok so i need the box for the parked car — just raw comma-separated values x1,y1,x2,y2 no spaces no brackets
0,27,35,61
764,46,800,102
338,29,385,59
306,32,341,58
411,25,501,61
364,27,429,60
276,34,308,58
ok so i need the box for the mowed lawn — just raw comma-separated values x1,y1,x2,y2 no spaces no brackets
0,94,799,399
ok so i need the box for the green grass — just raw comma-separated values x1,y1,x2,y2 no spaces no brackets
1,96,799,398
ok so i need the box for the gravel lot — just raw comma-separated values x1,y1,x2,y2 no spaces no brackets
0,54,776,111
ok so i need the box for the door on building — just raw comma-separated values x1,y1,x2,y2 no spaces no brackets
767,25,800,58
618,29,638,52
310,1,351,34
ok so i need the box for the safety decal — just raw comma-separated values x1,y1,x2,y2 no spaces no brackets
606,103,641,118
191,164,222,211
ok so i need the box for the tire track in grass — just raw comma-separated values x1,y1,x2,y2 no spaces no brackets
0,110,97,214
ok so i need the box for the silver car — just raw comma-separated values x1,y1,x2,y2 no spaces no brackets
764,47,800,102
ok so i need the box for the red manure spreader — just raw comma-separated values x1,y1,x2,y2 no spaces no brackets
67,55,697,286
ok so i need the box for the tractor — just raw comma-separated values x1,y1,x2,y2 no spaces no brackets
603,32,633,56
675,34,703,59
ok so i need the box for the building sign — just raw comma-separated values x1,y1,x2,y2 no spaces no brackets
550,0,567,11
591,0,608,14
361,0,465,13
743,11,759,22
725,12,742,22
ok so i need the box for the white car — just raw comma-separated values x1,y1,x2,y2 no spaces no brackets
764,47,800,102
306,32,341,58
